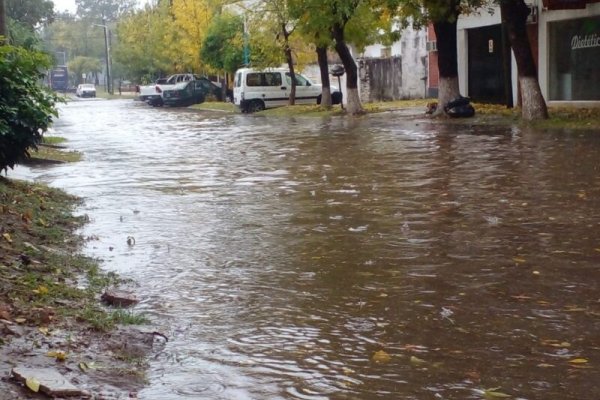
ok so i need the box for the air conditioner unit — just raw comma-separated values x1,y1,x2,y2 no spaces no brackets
426,41,437,52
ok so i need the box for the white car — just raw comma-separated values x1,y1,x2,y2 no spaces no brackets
233,67,342,113
76,83,96,98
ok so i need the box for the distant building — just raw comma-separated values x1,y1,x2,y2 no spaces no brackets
358,26,429,101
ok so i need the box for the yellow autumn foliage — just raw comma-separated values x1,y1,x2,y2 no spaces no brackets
171,0,218,72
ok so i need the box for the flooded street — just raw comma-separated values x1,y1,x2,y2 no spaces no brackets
12,98,600,399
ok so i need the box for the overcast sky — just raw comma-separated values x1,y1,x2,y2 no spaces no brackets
53,0,77,13
52,0,150,14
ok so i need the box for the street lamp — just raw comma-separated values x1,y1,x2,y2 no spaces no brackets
93,21,112,95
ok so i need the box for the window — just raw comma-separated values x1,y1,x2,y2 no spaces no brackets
246,73,262,86
264,73,282,86
285,72,310,86
246,72,282,87
548,17,600,100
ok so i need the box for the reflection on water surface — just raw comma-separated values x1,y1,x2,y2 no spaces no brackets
14,99,600,399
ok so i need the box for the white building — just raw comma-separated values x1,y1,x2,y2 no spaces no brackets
456,0,600,106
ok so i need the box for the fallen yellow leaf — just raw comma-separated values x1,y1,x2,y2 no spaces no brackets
47,350,67,361
25,377,40,392
513,257,526,264
2,233,12,243
32,285,49,295
38,327,50,335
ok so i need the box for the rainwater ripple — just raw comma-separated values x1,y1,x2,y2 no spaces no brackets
11,99,600,399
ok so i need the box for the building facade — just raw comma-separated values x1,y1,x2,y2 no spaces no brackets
452,0,600,106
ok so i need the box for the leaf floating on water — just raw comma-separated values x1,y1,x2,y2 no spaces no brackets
342,367,355,375
410,355,427,366
25,377,40,393
537,363,555,368
372,350,392,364
568,358,588,364
483,387,511,398
512,257,526,264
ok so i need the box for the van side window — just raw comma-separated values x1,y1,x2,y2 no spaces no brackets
264,73,282,86
285,73,309,86
246,73,261,86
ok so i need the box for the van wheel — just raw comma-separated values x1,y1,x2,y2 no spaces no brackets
248,99,265,113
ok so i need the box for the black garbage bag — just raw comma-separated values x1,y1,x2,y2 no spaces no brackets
447,104,475,118
444,96,475,118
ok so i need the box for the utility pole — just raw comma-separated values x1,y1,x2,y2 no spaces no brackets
243,15,249,66
94,20,112,94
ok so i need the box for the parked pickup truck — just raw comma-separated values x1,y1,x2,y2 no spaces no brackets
138,74,199,106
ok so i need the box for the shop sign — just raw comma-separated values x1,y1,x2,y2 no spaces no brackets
571,33,600,49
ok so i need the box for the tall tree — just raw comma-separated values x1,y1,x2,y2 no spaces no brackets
295,0,389,114
499,0,547,120
289,0,336,107
262,0,298,104
75,0,136,21
113,2,180,80
316,45,333,107
6,0,54,28
431,1,460,115
0,0,7,40
330,0,363,114
171,0,215,72
200,12,244,74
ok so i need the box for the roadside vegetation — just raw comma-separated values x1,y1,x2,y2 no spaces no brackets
0,178,125,332
0,26,152,395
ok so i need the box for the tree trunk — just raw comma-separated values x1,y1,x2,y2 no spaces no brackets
0,0,7,43
332,24,363,115
500,0,548,120
433,18,460,116
317,45,332,107
282,24,296,105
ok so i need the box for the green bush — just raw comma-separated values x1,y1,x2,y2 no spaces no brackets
0,45,60,171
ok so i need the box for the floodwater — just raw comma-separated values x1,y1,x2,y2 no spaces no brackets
12,98,600,399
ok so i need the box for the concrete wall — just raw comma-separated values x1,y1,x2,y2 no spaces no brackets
358,57,403,101
359,27,428,101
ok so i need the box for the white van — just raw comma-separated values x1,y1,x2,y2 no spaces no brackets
233,67,342,113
